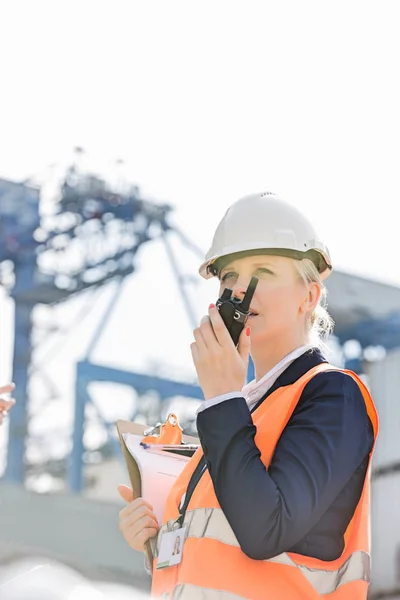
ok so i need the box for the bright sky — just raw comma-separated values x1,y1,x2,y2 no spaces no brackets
0,1,399,477
1,0,399,284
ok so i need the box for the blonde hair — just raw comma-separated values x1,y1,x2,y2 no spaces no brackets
294,259,334,351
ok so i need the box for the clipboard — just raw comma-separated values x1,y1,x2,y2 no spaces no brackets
116,419,199,570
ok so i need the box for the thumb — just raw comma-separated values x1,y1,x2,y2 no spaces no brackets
117,484,135,504
238,326,251,364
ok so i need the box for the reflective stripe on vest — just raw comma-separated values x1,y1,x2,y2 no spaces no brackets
156,507,371,596
171,583,247,600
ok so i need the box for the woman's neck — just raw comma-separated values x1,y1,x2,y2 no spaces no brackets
251,336,309,382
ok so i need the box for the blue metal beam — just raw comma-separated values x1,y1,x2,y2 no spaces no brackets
76,360,204,400
161,231,198,330
4,291,35,483
1,179,40,484
69,375,90,492
69,360,205,491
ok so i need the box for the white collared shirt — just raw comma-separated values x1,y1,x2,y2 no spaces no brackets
196,344,313,414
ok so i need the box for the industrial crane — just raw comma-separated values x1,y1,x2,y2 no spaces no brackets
0,156,203,488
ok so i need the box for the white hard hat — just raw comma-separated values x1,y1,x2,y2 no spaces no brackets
199,192,332,280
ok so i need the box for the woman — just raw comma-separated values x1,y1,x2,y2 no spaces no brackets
0,383,15,426
172,535,181,557
118,192,378,600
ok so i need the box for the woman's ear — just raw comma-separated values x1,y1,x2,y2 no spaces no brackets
300,282,321,314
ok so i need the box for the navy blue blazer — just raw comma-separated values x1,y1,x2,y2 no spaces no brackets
196,349,374,561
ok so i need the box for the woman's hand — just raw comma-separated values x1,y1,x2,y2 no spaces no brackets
118,485,159,552
0,383,16,426
190,304,251,401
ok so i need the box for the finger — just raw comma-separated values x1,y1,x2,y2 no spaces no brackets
117,484,135,504
192,326,207,352
126,513,159,535
237,326,251,363
190,341,199,363
0,399,15,411
0,383,15,395
120,523,159,551
199,315,220,348
136,527,159,546
119,501,154,522
117,486,155,512
120,512,159,540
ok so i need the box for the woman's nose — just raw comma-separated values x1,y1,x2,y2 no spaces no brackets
231,278,250,299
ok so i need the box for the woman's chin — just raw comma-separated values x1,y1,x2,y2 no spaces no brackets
248,326,276,345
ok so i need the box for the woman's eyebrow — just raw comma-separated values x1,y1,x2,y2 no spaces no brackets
219,264,235,273
220,261,276,274
251,262,276,268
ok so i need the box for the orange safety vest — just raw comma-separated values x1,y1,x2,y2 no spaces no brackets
151,364,379,600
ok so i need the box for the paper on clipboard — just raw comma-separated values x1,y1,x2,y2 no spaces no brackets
116,420,199,569
123,433,193,525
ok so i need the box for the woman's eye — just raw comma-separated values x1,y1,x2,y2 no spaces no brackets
220,271,237,283
256,268,273,276
220,268,272,282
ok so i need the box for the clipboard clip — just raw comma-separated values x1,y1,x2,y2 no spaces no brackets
143,423,163,437
142,413,183,445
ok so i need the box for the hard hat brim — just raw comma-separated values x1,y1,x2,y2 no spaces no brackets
200,247,332,280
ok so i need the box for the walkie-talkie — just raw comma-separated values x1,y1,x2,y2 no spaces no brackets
216,276,259,346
